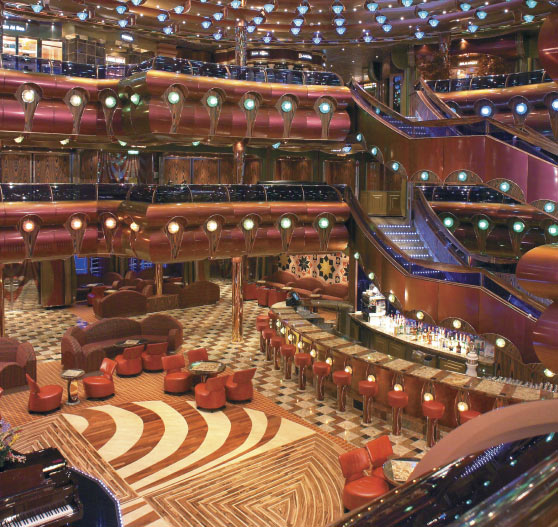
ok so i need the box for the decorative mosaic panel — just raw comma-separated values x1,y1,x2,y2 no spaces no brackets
277,253,349,284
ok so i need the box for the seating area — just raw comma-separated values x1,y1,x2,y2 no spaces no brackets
61,313,184,372
243,270,348,307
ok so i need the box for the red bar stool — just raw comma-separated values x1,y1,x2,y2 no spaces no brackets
262,327,275,361
257,318,270,354
271,334,284,368
312,359,331,401
422,398,445,448
387,376,408,436
333,365,352,413
358,374,378,424
294,352,312,391
280,343,296,380
456,389,481,425
267,310,278,327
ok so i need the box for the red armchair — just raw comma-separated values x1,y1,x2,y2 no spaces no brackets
83,358,117,399
87,285,109,306
26,374,63,414
187,348,209,364
243,282,259,301
365,435,393,480
142,342,168,372
195,375,228,411
225,368,256,402
162,354,193,394
339,447,389,511
115,345,144,376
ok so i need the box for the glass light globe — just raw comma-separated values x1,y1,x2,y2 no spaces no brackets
69,94,83,107
167,221,180,234
543,202,555,213
392,162,400,171
480,105,492,117
420,171,429,181
243,218,255,231
318,217,330,229
325,357,333,365
130,222,140,232
319,102,331,114
70,217,83,230
458,171,468,182
105,217,117,229
499,181,510,192
371,147,378,155
22,89,35,103
478,219,489,231
280,217,292,229
416,311,424,320
548,224,558,236
423,392,433,401
310,349,316,357
206,220,218,232
130,93,141,105
367,374,375,382
167,91,181,105
453,319,462,329
513,221,525,233
104,96,117,109
495,338,506,348
243,98,256,111
457,401,469,412
22,220,35,232
344,365,352,374
206,95,219,107
388,293,396,303
281,100,293,113
552,99,558,112
368,272,375,280
393,383,403,391
443,217,454,228
515,102,528,115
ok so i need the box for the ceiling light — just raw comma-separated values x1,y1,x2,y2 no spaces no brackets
174,4,186,13
468,22,478,32
201,18,212,28
127,149,139,155
115,4,127,14
312,31,322,44
332,0,345,14
417,8,428,18
297,0,310,14
206,94,219,107
334,14,345,26
342,145,352,153
293,14,305,26
382,23,392,31
523,14,534,22
415,29,424,38
253,13,265,24
428,17,439,27
376,14,387,23
335,26,346,34
263,0,276,13
262,32,272,43
213,28,223,39
401,0,413,6
14,136,24,143
365,0,378,11
118,19,128,27
31,1,44,13
157,11,169,22
214,9,225,20
363,32,373,42
475,9,487,19
246,20,256,32
290,26,301,34
525,0,537,7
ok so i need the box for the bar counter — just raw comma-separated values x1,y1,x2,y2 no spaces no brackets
348,312,494,376
271,305,555,431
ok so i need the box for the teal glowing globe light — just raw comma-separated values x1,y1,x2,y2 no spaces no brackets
499,181,510,192
280,217,292,229
371,147,378,156
318,217,330,229
281,100,293,113
130,93,141,105
544,202,555,214
167,91,181,105
420,171,429,181
243,98,256,111
458,171,468,182
319,102,331,114
513,221,525,233
548,224,558,236
206,95,219,107
392,161,400,171
104,96,117,109
443,217,454,228
478,219,490,231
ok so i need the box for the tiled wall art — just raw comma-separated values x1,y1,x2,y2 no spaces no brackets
278,253,349,284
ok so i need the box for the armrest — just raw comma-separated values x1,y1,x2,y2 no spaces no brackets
286,281,295,286
16,343,34,367
312,288,324,294
167,328,181,351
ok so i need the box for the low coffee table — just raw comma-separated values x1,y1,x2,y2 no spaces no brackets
115,338,148,350
61,369,85,405
104,289,118,295
187,361,225,383
382,457,420,487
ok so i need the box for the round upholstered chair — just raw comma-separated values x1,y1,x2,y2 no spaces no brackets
26,374,63,414
83,358,117,400
162,354,193,395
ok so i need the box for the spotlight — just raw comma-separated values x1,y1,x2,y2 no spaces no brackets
115,4,127,14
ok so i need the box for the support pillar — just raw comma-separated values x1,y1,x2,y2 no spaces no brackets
232,256,243,342
155,263,163,296
233,140,247,184
0,264,4,337
235,20,247,67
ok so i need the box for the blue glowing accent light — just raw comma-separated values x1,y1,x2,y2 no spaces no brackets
335,26,346,34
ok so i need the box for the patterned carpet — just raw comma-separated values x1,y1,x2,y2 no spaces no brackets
1,280,428,526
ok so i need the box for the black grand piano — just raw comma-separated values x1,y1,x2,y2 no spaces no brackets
0,448,82,527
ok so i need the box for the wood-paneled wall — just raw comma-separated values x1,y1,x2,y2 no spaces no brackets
324,159,356,189
1,154,31,183
80,151,98,182
275,157,312,181
163,155,262,184
34,154,70,183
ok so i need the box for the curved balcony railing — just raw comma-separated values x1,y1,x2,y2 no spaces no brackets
0,53,343,86
425,69,553,93
350,80,558,166
341,184,543,320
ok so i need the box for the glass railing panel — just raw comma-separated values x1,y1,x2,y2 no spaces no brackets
435,79,450,93
189,184,229,203
263,184,304,201
153,185,193,203
471,74,507,90
302,185,342,202
0,183,52,202
97,184,131,200
51,183,96,201
199,62,230,79
227,184,267,202
483,276,541,318
128,185,156,203
449,78,472,91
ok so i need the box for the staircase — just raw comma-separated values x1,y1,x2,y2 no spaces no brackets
376,222,434,261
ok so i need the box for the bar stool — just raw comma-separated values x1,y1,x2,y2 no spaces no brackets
257,319,270,354
456,390,481,425
333,366,352,413
294,352,312,391
262,328,275,361
358,377,378,424
271,334,284,368
422,399,445,447
267,310,278,327
312,360,331,401
280,343,296,380
387,376,408,436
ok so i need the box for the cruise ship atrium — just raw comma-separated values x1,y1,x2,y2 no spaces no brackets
0,0,557,525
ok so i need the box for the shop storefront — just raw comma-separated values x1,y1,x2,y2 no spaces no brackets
2,19,63,60
215,47,326,71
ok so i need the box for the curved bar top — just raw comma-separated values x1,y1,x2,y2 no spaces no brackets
271,304,554,431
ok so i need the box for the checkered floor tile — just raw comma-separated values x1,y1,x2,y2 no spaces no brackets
3,279,427,458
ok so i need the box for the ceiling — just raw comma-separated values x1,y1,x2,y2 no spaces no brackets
5,0,550,48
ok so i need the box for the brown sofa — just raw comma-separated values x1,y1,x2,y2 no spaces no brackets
163,280,220,308
93,290,148,318
0,338,37,389
264,270,297,290
61,314,183,372
288,277,326,298
319,283,349,301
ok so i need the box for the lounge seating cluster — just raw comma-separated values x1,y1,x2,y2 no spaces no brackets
61,314,183,372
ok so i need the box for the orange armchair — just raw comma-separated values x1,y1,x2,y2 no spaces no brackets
162,354,193,394
225,368,256,402
365,435,393,480
83,358,117,399
187,347,209,364
339,447,389,512
195,375,228,411
142,342,168,372
115,345,144,377
26,374,63,414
